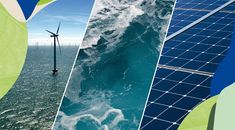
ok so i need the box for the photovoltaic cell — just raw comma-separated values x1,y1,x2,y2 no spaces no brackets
141,68,211,130
222,1,235,10
176,0,229,9
140,1,235,130
162,12,234,73
168,0,230,35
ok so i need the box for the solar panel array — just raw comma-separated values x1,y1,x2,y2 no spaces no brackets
168,0,230,35
140,0,235,130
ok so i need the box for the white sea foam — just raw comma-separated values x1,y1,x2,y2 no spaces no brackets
81,0,145,49
58,89,126,130
57,107,125,130
0,109,15,115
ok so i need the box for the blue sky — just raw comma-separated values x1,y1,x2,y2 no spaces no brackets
28,0,95,45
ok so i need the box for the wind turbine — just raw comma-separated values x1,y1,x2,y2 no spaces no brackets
46,22,62,75
36,42,39,49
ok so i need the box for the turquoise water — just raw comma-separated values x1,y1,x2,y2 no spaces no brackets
0,46,77,129
54,0,174,129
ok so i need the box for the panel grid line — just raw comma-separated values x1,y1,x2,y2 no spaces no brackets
152,77,211,89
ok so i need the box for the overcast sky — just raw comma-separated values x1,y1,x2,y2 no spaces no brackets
28,0,95,46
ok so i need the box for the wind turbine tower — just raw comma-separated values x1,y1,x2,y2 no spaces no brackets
46,22,62,75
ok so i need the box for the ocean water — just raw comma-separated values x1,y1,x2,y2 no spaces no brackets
54,0,174,130
0,46,78,129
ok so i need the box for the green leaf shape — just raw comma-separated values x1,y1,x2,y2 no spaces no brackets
37,0,54,5
178,96,218,130
214,83,235,130
0,3,27,99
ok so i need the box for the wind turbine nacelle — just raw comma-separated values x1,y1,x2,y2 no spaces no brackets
51,34,59,37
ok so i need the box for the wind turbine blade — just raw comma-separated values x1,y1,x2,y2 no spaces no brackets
46,30,55,35
56,37,62,55
56,22,61,34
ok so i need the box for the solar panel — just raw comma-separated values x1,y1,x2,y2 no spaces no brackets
168,0,230,35
176,0,229,9
162,13,233,73
221,1,235,10
140,68,211,129
140,1,235,130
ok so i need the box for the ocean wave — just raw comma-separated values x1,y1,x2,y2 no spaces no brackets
56,105,125,130
0,109,15,115
139,0,174,42
81,0,145,49
76,0,174,63
58,89,127,130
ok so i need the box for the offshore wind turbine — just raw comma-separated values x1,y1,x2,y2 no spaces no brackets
36,42,39,49
46,22,62,75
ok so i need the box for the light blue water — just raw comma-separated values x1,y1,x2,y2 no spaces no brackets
54,0,174,129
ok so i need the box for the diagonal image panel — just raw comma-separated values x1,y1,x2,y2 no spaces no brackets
140,0,235,129
53,0,176,129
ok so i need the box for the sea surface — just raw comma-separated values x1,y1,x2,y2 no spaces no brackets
0,46,78,129
54,0,174,130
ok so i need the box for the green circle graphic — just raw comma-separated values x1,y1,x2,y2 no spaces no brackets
0,3,28,99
